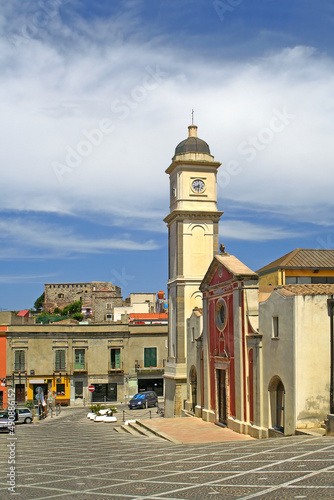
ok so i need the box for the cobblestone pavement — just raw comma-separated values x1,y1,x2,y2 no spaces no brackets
0,407,334,499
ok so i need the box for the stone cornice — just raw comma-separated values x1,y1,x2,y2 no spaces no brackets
164,210,223,225
166,159,221,175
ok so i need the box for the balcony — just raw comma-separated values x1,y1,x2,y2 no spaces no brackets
108,361,124,374
73,361,88,373
135,365,164,375
13,366,26,375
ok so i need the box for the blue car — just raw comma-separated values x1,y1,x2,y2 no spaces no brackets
128,391,158,409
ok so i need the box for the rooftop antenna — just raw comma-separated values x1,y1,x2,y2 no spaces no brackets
191,109,194,125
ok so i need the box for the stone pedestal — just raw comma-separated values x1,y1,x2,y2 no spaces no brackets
325,414,334,435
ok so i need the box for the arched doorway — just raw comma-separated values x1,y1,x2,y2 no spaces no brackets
189,366,197,413
268,376,285,432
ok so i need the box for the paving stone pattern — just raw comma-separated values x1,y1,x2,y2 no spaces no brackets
0,408,334,499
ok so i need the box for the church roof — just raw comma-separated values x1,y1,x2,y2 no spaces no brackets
175,136,210,155
216,254,257,277
257,248,334,274
200,252,257,291
174,124,211,156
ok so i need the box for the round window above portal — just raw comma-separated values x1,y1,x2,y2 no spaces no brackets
215,298,227,331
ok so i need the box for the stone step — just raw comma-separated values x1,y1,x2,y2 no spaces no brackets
128,421,159,438
135,420,180,443
113,426,128,434
114,423,143,436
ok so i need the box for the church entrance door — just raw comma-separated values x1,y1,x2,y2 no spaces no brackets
217,369,227,425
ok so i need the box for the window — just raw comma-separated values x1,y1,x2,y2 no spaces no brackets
56,383,65,395
55,350,65,371
14,350,25,371
110,348,121,369
75,349,85,369
144,347,157,367
273,317,279,338
215,299,227,331
106,303,112,309
106,314,112,320
58,293,64,298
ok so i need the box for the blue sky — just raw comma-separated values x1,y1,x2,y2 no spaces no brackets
1,0,334,310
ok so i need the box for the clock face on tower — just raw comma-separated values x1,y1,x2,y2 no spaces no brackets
191,179,205,193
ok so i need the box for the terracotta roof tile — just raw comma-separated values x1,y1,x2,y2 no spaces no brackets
277,284,334,296
17,310,29,316
129,313,168,320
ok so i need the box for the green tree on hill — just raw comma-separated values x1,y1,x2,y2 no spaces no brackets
34,292,45,311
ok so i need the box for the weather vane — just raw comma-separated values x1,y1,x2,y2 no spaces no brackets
191,109,194,125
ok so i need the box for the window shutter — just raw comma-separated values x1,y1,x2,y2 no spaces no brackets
55,350,65,370
15,350,24,370
151,348,157,367
115,349,120,368
144,348,157,367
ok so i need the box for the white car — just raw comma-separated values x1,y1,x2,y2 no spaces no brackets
16,408,33,424
0,411,14,433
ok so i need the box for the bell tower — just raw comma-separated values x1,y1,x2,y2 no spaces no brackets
164,124,223,417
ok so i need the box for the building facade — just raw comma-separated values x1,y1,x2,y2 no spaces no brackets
4,320,167,407
257,248,334,289
0,326,7,408
259,284,333,434
199,250,265,438
187,249,333,438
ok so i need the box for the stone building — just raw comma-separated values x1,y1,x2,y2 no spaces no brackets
43,281,122,322
92,289,123,322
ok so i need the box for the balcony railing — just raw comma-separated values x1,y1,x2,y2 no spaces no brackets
14,365,26,372
55,365,67,372
108,361,124,374
136,365,164,374
73,361,88,372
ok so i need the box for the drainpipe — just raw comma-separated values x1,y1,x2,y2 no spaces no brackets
328,296,334,414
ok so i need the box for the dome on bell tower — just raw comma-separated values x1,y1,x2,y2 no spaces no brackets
174,124,211,156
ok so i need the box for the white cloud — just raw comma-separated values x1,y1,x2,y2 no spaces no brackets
220,220,303,242
0,218,159,258
0,5,334,230
0,274,58,284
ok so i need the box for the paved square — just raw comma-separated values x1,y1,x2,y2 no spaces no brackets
0,407,334,499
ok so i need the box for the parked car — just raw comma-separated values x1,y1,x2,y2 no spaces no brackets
16,408,33,424
128,391,158,409
0,411,14,433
